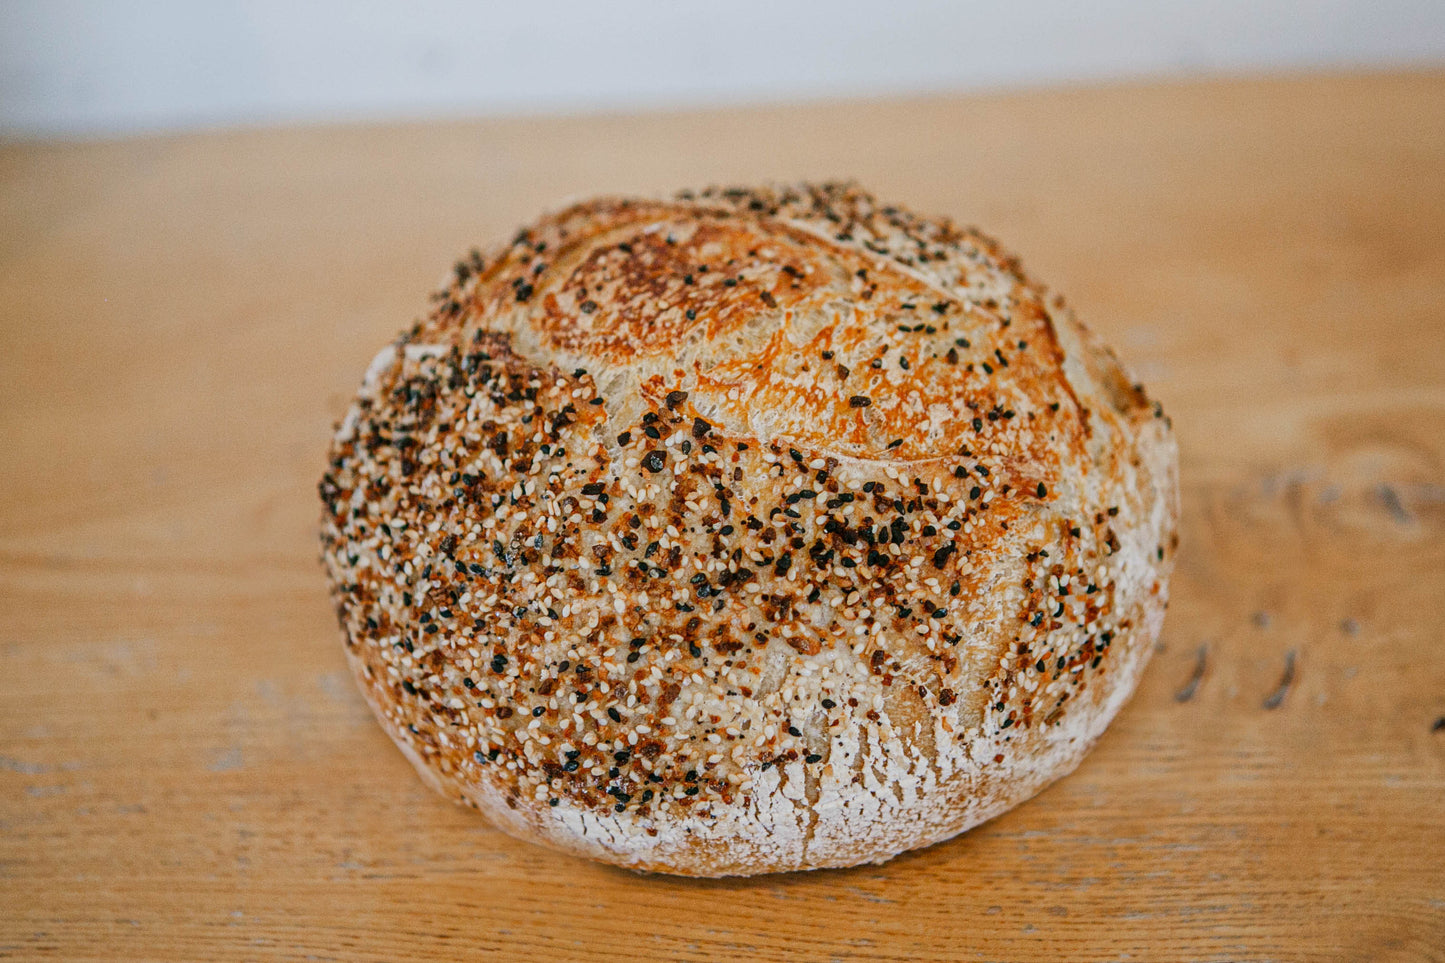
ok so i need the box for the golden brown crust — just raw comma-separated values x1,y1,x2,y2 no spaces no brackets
320,182,1178,876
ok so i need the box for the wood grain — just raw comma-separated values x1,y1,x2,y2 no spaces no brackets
3,71,1444,961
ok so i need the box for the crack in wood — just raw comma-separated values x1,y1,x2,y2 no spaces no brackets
1262,650,1297,710
1174,644,1209,703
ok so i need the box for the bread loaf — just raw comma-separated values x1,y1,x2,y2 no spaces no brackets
319,182,1178,876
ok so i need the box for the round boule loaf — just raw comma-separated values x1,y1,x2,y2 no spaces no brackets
319,181,1178,876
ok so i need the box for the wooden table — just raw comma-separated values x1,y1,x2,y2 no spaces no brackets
3,71,1443,961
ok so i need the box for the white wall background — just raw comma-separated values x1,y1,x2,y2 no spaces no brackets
3,0,1443,138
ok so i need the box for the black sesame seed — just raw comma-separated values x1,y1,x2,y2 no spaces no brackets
848,395,872,408
642,450,667,473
